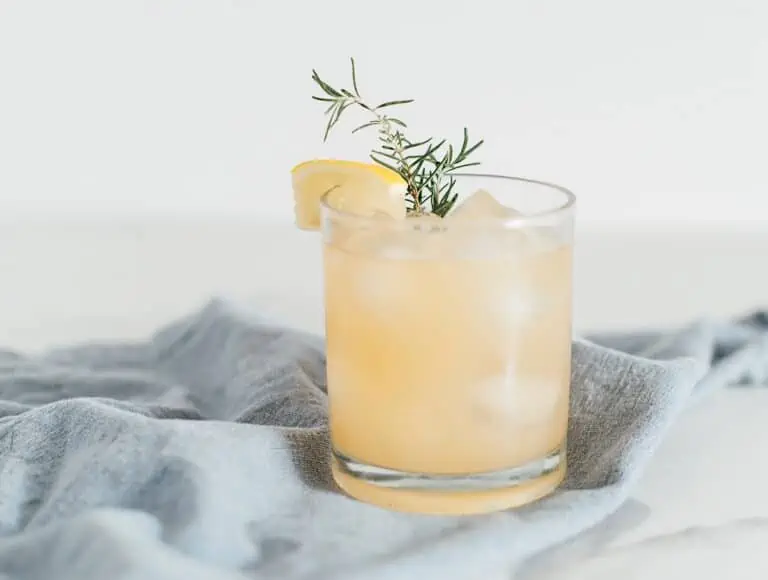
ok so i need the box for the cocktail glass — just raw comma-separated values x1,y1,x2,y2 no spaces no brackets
322,174,575,515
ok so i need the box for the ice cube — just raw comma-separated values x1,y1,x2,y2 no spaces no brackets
473,367,562,426
443,192,527,257
497,283,538,324
377,239,422,260
447,189,522,220
406,212,444,230
446,189,562,256
368,213,448,259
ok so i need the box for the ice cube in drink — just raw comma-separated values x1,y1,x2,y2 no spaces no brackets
448,188,522,220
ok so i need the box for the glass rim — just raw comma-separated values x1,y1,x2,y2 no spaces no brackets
320,173,576,228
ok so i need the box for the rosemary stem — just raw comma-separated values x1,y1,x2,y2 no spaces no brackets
311,59,483,216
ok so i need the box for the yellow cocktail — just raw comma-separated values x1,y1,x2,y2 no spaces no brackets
320,174,574,514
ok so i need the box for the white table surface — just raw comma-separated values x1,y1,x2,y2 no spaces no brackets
1,218,767,578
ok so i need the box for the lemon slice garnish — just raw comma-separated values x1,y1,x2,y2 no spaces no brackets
291,160,407,231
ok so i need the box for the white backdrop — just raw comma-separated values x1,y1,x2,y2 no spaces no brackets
0,0,766,226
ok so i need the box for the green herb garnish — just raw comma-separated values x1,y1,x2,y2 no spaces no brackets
311,58,484,217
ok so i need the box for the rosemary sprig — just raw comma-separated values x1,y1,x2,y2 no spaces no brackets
310,58,484,216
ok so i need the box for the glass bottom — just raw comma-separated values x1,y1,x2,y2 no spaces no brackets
332,446,565,515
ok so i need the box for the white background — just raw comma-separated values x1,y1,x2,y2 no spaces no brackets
1,0,766,227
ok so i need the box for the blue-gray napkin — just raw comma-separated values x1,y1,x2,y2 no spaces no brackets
1,300,766,580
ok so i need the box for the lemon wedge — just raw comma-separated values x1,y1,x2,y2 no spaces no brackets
291,160,407,231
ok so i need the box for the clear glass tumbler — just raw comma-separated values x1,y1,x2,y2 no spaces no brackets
322,174,575,514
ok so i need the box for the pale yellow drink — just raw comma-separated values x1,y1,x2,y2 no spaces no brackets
324,214,572,514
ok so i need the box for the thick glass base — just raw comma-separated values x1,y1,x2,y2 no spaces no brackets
332,446,565,515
